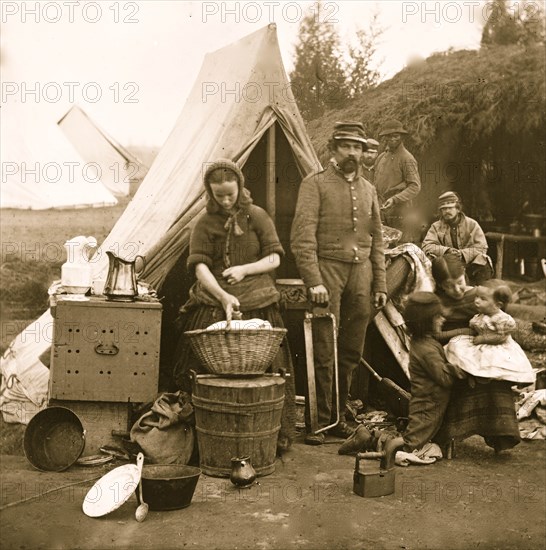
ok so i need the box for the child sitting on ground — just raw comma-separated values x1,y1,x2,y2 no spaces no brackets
402,292,466,452
444,280,535,385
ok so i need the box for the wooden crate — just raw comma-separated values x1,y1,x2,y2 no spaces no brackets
50,296,162,402
49,399,132,456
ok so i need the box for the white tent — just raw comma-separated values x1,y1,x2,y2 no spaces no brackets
0,105,118,210
0,24,320,423
58,106,147,197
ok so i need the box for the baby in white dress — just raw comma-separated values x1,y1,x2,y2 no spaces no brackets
445,281,535,384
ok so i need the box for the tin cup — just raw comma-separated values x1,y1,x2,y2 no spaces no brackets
92,278,106,295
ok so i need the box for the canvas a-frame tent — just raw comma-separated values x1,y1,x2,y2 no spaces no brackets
58,106,148,197
0,105,118,210
0,24,321,423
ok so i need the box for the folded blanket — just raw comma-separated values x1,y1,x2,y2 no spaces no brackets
385,243,434,294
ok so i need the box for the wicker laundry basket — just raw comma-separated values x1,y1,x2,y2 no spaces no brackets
184,327,287,376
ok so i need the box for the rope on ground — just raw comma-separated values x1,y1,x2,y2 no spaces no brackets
0,474,102,511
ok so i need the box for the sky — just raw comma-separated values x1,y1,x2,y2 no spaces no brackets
1,1,489,147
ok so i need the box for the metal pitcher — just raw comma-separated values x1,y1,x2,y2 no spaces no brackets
104,251,146,302
229,456,256,488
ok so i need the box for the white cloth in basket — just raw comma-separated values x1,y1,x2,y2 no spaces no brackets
206,318,273,330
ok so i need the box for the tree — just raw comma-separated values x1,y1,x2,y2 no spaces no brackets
518,2,546,45
347,11,384,97
290,3,350,120
481,0,545,46
481,0,521,45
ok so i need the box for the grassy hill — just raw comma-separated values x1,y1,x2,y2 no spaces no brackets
306,43,546,223
307,43,545,158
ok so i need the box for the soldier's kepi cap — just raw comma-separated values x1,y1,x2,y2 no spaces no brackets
332,122,368,147
438,191,461,209
365,138,379,152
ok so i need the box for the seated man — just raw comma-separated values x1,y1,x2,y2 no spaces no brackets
422,191,493,285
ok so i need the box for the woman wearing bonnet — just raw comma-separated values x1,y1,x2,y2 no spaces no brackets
172,159,296,450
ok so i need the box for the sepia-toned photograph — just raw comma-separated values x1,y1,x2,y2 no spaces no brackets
1,1,545,548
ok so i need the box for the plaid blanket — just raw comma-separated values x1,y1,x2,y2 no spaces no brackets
436,380,520,451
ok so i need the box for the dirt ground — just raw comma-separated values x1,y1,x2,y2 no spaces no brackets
0,432,544,550
2,204,545,548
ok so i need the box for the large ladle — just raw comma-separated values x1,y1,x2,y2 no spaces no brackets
135,453,149,522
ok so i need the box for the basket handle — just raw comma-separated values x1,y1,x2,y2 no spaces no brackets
226,309,243,331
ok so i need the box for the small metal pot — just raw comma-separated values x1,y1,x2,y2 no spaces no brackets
24,406,85,472
137,464,201,511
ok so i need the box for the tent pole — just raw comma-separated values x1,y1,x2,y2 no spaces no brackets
266,124,276,221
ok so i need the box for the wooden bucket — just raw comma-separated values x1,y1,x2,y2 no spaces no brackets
192,376,285,477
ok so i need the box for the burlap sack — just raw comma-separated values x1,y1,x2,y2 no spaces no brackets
130,391,195,464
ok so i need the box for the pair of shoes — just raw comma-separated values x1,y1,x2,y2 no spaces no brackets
338,424,374,455
328,422,355,439
304,432,325,446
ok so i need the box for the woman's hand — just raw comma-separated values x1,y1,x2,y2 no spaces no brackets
194,263,241,320
220,293,240,323
222,265,247,284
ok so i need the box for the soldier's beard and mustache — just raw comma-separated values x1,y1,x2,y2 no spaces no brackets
339,156,358,174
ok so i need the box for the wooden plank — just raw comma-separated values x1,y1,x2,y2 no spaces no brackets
303,317,318,433
486,231,546,244
373,311,410,380
495,235,504,279
382,301,410,351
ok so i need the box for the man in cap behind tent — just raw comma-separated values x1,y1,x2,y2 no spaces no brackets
422,191,493,285
291,122,388,445
360,138,379,183
374,119,421,241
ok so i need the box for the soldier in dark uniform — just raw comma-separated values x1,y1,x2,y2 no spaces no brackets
291,122,387,445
